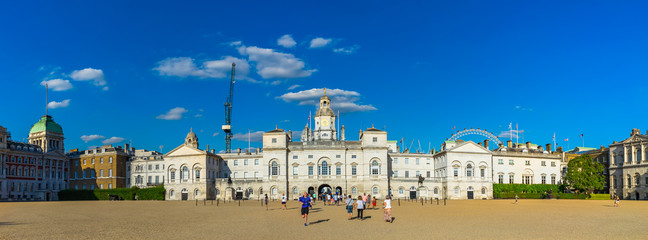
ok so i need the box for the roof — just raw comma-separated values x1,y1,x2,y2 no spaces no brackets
29,115,63,134
315,107,335,117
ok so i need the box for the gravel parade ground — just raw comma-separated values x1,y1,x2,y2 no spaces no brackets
0,199,646,239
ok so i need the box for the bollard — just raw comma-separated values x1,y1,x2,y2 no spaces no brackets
421,198,423,206
217,199,219,206
398,198,400,206
195,199,198,206
444,198,446,206
437,198,439,205
204,199,206,206
238,199,241,206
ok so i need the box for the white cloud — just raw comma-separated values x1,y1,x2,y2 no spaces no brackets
287,84,301,90
232,130,264,142
229,41,242,46
154,56,250,79
238,46,316,79
70,68,107,88
156,107,188,120
47,99,71,109
80,134,105,143
309,37,332,48
278,88,376,113
102,137,125,144
514,105,533,111
41,79,73,91
497,130,522,139
277,34,297,48
333,45,360,54
194,114,203,118
212,132,220,137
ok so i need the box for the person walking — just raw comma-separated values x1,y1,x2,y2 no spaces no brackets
515,194,518,204
614,196,620,207
355,196,365,220
383,195,392,223
362,193,368,208
281,193,287,210
372,197,377,210
299,192,311,226
309,194,314,209
265,194,269,210
345,195,354,220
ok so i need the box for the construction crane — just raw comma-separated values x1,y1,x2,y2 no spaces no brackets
222,63,235,153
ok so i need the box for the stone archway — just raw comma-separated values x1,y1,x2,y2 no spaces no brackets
318,184,332,195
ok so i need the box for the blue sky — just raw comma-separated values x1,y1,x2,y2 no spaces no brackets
1,1,647,153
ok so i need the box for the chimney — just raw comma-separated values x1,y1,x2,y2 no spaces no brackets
206,144,210,152
498,143,503,148
125,143,130,151
507,140,512,148
341,125,346,141
557,146,563,153
256,147,260,153
237,148,241,154
210,149,215,154
526,141,531,149
546,143,552,152
483,139,489,150
631,128,641,136
397,145,401,153
478,142,483,146
288,130,292,141
537,145,543,151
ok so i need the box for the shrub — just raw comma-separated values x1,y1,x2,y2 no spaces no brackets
58,186,165,201
588,194,611,200
493,184,561,195
556,193,589,199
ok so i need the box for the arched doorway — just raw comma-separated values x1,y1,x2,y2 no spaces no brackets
467,186,474,199
335,186,342,195
318,184,332,195
181,188,188,200
409,186,416,199
308,186,315,195
636,191,640,200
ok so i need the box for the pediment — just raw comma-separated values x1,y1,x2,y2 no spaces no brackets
620,134,648,144
447,141,491,154
165,144,205,157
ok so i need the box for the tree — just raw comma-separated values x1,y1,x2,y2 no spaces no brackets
565,155,605,194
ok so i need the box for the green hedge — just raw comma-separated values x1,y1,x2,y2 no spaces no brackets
588,194,611,200
556,193,589,199
493,184,561,194
58,186,165,201
494,192,545,199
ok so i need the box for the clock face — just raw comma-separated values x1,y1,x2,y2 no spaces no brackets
322,119,330,127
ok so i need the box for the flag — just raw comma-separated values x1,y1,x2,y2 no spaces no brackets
564,138,569,141
579,134,583,137
520,130,524,133
508,123,512,130
452,126,456,130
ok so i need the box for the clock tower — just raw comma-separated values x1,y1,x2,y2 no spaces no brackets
313,89,337,141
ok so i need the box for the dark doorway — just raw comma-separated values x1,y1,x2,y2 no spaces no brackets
636,192,640,200
318,184,332,195
409,191,417,199
308,187,315,195
467,191,474,199
181,189,188,200
335,187,342,195
235,191,243,200
46,193,50,201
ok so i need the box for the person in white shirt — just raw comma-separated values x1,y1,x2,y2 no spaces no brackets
281,193,287,210
354,196,365,220
383,196,392,223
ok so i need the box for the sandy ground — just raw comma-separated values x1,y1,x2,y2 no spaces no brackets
0,198,646,239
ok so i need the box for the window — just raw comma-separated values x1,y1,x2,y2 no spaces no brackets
405,171,409,178
509,174,514,184
416,158,420,165
466,164,473,177
75,161,79,166
109,157,113,163
255,159,259,165
321,161,329,175
480,168,485,177
453,168,458,177
99,169,103,177
371,161,379,175
426,158,430,165
148,176,152,183
254,172,258,178
523,176,532,184
372,187,378,195
525,160,530,166
195,169,200,179
100,184,104,189
352,187,357,194
426,171,431,178
234,160,238,166
91,158,94,164
481,188,486,194
405,158,409,164
351,155,356,159
272,138,277,143
83,159,86,165
336,166,341,175
393,158,398,164
394,171,399,178
415,171,420,177
272,187,277,195
293,166,298,175
271,162,279,176
155,176,159,184
195,189,200,196
108,184,112,189
308,166,314,176
541,175,546,184
233,172,237,179
509,160,514,165
336,155,341,158
308,155,313,159
108,169,113,177
551,161,556,167
293,187,298,195
100,158,104,164
244,172,248,179
541,161,546,166
156,164,159,170
351,166,357,176
171,171,176,180
372,137,377,142
498,174,504,184
244,159,248,166
182,166,189,180
399,188,404,194
454,187,459,195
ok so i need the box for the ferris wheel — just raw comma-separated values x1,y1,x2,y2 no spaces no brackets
448,127,502,145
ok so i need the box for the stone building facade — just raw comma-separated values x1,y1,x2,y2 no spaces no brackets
68,145,131,190
491,140,562,185
608,128,648,200
129,149,165,188
0,115,69,201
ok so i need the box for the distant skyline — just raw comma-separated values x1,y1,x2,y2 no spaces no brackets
1,1,647,152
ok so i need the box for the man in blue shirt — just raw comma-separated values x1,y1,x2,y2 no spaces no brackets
299,192,311,226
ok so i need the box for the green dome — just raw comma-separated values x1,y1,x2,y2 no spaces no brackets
30,115,63,134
